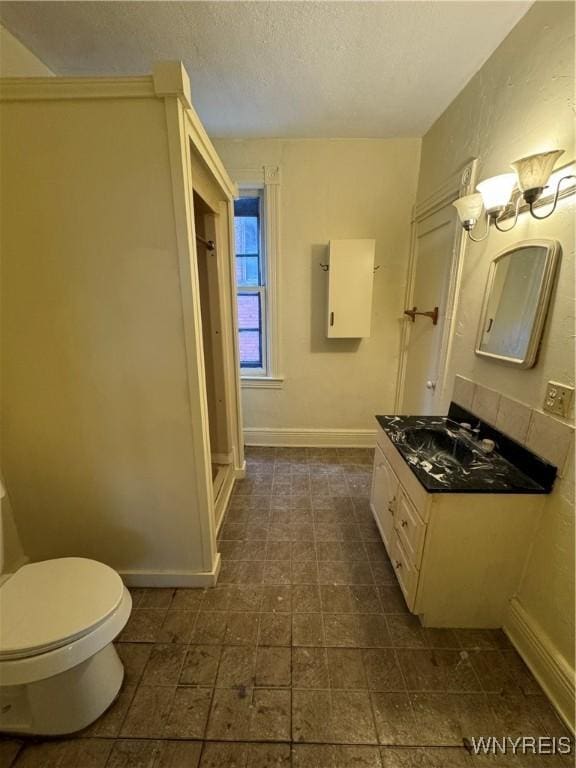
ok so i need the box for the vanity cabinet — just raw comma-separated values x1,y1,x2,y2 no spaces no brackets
371,447,398,553
395,488,426,565
370,424,544,628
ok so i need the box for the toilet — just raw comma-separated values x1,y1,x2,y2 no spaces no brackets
0,484,132,735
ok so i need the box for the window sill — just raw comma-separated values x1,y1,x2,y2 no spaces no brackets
241,375,285,390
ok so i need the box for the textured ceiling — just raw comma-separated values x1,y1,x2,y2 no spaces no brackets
0,1,532,138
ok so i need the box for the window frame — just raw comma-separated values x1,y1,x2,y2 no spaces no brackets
232,166,283,389
235,189,267,375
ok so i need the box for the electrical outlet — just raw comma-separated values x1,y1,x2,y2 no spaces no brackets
543,381,574,418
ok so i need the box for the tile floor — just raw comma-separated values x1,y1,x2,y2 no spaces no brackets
1,447,573,767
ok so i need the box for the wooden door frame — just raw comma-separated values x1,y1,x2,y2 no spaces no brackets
158,62,244,579
394,158,478,414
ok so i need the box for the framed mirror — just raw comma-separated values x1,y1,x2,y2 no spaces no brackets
476,239,560,368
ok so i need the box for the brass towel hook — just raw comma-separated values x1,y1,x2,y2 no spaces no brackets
403,306,439,325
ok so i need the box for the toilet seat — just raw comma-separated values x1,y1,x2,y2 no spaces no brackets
0,557,125,660
0,557,132,734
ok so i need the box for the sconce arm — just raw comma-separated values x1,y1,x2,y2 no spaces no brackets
493,196,522,232
467,211,490,242
529,174,576,220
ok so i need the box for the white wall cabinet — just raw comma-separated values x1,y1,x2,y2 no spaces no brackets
370,423,544,627
327,239,375,338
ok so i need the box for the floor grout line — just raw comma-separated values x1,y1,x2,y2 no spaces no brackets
9,450,572,766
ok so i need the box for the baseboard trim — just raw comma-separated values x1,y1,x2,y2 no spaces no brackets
120,554,221,588
505,597,575,734
243,427,377,448
234,460,247,479
215,466,235,534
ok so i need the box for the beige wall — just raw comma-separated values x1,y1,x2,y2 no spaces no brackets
1,95,208,577
416,0,574,686
0,26,52,575
0,24,53,76
214,138,421,435
0,489,25,574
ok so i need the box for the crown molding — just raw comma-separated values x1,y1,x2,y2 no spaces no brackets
0,76,154,102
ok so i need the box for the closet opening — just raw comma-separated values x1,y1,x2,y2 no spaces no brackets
193,189,234,528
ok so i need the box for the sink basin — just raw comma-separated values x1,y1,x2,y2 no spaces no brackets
401,426,478,469
376,413,554,493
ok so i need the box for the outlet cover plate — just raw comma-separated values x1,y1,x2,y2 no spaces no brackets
544,381,574,418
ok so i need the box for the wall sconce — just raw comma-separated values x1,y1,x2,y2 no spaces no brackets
510,149,572,217
453,149,576,241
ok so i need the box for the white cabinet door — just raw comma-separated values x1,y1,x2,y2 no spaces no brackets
390,533,419,612
395,487,426,567
327,239,375,338
370,446,399,557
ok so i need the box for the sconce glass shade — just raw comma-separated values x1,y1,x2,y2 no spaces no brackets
510,149,564,195
452,193,484,226
476,174,516,213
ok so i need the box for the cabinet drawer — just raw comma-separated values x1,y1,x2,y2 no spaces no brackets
391,533,418,612
395,488,426,568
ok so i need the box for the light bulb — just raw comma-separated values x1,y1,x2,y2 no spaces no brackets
476,173,516,214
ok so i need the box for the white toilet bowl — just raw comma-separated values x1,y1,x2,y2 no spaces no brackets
0,557,132,735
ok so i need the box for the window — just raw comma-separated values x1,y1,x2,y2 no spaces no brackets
234,191,266,372
231,166,283,388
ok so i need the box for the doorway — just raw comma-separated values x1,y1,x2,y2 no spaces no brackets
194,190,234,527
397,160,477,415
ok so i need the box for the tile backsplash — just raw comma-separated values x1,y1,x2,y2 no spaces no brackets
472,385,500,425
495,397,532,445
453,375,575,476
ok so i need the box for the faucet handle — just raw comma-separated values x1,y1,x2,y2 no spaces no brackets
480,438,496,454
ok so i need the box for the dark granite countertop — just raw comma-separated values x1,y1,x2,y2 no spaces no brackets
376,413,554,494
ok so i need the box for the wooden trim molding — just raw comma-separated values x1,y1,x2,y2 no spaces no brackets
221,204,246,475
120,554,222,588
153,61,192,108
434,158,479,413
264,166,282,380
0,76,154,102
244,427,377,448
183,106,237,201
0,63,237,203
163,95,218,575
233,168,265,185
234,461,247,480
214,465,235,534
241,376,285,390
154,61,236,201
413,162,474,222
505,597,575,734
395,158,478,414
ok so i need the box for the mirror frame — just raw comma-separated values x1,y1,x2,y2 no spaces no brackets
475,238,561,369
